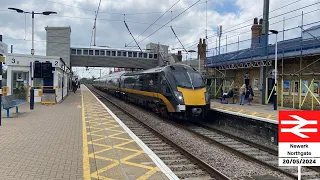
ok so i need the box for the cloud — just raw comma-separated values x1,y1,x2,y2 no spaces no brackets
1,0,320,78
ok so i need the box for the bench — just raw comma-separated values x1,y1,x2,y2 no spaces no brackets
1,95,27,118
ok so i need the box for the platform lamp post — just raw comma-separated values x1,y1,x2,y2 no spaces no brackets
270,30,279,110
8,8,57,110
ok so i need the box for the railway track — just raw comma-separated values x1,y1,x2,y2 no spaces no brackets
174,121,320,180
89,86,230,180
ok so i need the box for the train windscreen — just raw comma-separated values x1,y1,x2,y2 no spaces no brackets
172,72,205,89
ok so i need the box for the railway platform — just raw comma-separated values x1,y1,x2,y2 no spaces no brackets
210,99,294,124
0,85,177,180
81,85,177,180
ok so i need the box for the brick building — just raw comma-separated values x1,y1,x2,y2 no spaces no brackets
205,18,320,110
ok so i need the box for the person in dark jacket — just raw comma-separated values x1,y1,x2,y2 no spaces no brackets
247,85,254,105
72,81,77,93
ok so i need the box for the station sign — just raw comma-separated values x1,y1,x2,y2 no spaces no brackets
278,110,320,166
0,41,8,56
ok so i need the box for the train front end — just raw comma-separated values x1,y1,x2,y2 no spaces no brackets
165,65,210,120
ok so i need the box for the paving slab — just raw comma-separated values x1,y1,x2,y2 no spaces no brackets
0,91,83,180
82,85,178,180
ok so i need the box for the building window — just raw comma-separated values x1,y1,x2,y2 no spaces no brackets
89,50,93,55
100,50,105,56
112,51,116,56
83,50,89,55
154,54,158,59
71,49,76,54
106,51,110,56
95,50,99,55
139,52,143,58
128,52,133,57
133,52,137,57
253,78,259,91
117,51,121,57
77,49,82,55
149,54,153,59
122,52,127,57
313,81,319,97
143,53,148,58
302,80,309,96
292,81,299,95
283,81,290,95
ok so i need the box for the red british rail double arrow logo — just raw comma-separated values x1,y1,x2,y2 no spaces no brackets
279,111,320,143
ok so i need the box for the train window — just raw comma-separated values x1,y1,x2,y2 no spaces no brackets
122,52,127,57
128,52,133,57
133,52,137,57
95,50,99,55
143,53,148,58
100,50,105,56
154,54,158,59
106,51,111,56
77,49,82,55
112,51,116,56
149,54,153,59
117,51,121,56
139,52,143,58
71,49,76,54
83,50,89,55
89,50,93,55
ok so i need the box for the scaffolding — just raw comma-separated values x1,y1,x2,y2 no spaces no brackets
205,12,320,110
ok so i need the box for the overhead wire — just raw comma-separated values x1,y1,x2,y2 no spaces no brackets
125,0,181,47
182,0,304,49
124,14,143,52
183,0,319,50
137,0,202,45
43,0,212,15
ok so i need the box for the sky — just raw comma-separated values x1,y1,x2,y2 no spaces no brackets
1,0,320,78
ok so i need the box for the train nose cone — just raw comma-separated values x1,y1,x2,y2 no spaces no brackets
192,108,202,114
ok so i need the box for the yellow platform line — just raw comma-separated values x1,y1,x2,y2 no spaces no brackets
137,167,161,180
82,92,91,180
83,90,165,180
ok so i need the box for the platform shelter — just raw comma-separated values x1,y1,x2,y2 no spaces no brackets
5,53,71,104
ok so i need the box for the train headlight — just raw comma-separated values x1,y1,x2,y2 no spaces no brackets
174,91,184,104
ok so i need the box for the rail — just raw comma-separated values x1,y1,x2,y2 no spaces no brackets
192,122,320,174
89,85,231,180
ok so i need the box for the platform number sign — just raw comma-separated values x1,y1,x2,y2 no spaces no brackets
278,110,320,169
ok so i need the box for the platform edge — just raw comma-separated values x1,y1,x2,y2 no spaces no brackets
211,108,278,124
86,86,180,180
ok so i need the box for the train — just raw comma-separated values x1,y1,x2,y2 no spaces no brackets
93,64,210,120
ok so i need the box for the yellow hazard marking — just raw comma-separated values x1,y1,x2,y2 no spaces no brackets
251,112,258,116
82,90,162,180
81,92,91,180
267,114,272,119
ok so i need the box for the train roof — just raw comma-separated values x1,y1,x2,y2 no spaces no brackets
122,64,196,76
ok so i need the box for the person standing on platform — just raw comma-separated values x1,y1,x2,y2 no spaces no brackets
72,81,77,93
239,84,246,105
247,85,254,105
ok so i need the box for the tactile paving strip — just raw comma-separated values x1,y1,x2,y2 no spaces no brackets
211,104,278,120
82,90,168,180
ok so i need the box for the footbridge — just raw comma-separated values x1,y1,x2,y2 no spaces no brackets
70,46,171,69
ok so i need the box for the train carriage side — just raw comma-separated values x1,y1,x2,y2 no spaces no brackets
119,64,210,119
